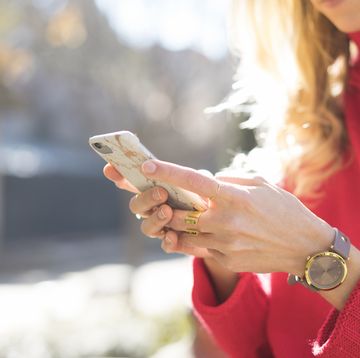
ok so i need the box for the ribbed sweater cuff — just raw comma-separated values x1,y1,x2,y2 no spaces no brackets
192,257,254,315
313,278,360,357
191,258,270,358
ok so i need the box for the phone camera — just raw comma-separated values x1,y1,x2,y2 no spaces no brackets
91,142,113,154
93,142,103,149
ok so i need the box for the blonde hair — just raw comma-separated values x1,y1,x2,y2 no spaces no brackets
228,0,351,199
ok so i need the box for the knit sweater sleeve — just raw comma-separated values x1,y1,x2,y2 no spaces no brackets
192,257,273,358
312,278,360,357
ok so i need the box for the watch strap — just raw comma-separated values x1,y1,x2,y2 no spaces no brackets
331,228,350,259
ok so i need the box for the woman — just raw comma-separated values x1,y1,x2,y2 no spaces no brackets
104,0,360,357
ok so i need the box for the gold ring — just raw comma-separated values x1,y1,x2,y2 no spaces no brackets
185,229,199,236
184,211,202,226
209,182,221,201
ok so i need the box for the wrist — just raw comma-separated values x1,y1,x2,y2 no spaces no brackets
203,256,239,303
290,220,334,277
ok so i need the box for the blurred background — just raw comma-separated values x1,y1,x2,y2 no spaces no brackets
0,0,255,357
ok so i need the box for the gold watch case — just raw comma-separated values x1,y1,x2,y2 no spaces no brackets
304,251,348,291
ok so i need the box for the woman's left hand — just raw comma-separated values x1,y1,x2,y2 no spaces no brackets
141,159,334,276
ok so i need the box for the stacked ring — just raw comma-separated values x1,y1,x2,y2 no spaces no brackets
184,211,202,225
184,211,202,236
185,229,199,236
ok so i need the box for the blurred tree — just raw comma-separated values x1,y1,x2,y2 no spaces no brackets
0,0,244,240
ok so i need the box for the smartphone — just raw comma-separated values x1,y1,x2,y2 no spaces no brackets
89,131,208,211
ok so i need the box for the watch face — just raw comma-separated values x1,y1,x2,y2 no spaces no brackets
306,252,347,290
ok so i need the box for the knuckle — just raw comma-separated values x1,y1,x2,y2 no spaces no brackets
238,190,254,210
186,171,206,189
147,187,168,207
150,187,161,202
170,213,181,230
228,216,243,236
166,209,179,228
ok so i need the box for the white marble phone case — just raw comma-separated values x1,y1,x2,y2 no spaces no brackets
89,131,208,211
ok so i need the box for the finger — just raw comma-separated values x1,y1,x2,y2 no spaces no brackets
141,160,231,200
140,204,173,237
161,231,210,257
166,209,212,233
175,232,222,251
103,164,139,193
103,163,123,181
215,173,267,186
129,187,169,215
198,169,214,178
150,229,167,239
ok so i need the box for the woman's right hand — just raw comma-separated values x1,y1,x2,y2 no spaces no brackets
103,163,211,257
104,163,239,302
103,164,172,239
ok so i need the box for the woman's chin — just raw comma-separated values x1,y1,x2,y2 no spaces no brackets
333,22,360,34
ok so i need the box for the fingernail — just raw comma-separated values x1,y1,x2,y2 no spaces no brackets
165,235,172,245
158,207,166,220
142,161,156,174
153,188,162,201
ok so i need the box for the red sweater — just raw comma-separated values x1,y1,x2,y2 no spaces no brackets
192,32,360,358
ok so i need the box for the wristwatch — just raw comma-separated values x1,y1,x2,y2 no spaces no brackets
288,228,351,291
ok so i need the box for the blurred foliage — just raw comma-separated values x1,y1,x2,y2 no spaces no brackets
0,1,247,356
0,0,235,167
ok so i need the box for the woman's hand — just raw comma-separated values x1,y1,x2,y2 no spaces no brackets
140,159,335,276
104,162,238,303
103,164,140,194
103,163,211,258
104,163,171,239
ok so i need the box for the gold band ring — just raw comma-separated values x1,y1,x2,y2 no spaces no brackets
185,229,199,236
209,182,221,201
184,211,202,226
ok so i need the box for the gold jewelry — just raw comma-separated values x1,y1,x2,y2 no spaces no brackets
185,229,199,236
209,182,221,201
184,211,202,225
